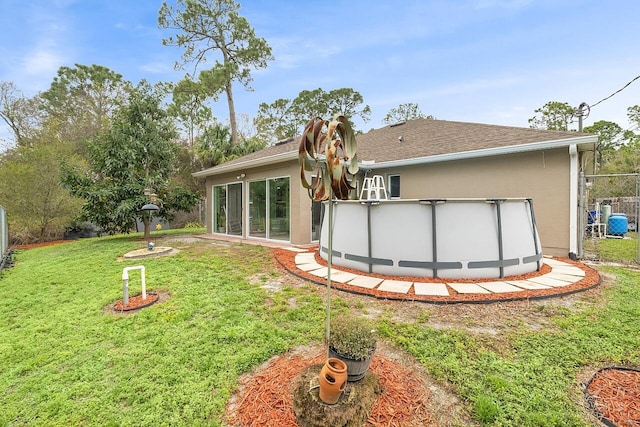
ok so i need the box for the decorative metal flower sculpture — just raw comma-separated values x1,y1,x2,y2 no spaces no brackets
298,114,359,355
299,114,359,201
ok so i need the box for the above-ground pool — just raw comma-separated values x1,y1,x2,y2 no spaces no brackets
319,198,543,279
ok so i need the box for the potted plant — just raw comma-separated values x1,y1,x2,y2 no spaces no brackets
328,314,377,381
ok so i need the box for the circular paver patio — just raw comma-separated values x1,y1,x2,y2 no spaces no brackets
274,247,601,303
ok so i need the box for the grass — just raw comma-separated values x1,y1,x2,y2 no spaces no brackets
1,231,640,426
379,266,640,426
0,233,326,426
583,231,639,263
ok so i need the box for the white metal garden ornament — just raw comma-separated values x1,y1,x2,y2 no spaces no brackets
298,114,359,353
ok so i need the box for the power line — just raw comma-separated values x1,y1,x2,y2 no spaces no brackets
590,74,640,109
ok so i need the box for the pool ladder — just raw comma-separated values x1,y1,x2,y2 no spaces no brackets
360,175,388,200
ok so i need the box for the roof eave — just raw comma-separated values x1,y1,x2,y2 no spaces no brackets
192,150,299,178
364,134,597,170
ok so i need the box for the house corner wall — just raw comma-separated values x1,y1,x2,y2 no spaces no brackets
371,148,571,257
204,177,213,234
290,175,312,245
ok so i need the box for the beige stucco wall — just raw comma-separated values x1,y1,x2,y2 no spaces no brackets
203,159,314,245
201,146,590,257
366,148,571,257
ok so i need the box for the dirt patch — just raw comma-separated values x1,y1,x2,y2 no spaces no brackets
162,235,206,245
333,272,611,340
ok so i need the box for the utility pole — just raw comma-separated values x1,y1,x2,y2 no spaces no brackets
577,102,589,132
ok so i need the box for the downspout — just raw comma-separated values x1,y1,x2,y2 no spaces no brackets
569,145,578,260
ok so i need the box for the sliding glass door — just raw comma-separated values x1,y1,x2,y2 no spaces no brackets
214,178,289,241
269,177,289,241
249,177,290,241
228,183,242,235
213,183,242,235
249,181,267,238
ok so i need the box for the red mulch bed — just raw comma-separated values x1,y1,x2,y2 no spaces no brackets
225,350,433,427
113,293,159,311
272,247,601,303
586,367,640,427
14,240,71,250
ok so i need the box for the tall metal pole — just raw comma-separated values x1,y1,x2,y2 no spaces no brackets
325,192,333,357
577,102,588,132
578,172,585,258
636,174,640,264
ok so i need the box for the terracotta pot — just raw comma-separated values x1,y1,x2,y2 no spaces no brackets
318,357,347,404
328,346,373,382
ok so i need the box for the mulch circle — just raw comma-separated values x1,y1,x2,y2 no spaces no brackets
113,292,159,311
225,347,433,426
585,366,640,427
104,290,170,315
272,248,601,303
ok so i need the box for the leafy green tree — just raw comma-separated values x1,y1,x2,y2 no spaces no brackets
324,88,371,124
290,88,370,126
62,81,199,239
583,120,624,167
159,0,273,146
289,89,328,122
0,139,82,243
599,140,640,174
254,98,298,144
167,77,213,149
528,101,576,131
254,88,370,144
195,121,265,168
598,105,640,174
0,81,42,148
195,122,232,167
382,102,434,125
40,64,131,145
626,105,640,145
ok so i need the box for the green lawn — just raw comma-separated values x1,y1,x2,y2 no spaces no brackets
583,231,639,263
1,231,639,426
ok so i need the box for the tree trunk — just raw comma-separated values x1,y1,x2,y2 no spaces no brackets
226,82,238,146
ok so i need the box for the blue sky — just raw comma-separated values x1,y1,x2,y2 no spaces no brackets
1,0,639,139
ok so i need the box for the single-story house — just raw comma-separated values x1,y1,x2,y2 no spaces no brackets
193,119,597,258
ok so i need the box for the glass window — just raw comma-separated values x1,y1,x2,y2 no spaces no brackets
388,174,400,198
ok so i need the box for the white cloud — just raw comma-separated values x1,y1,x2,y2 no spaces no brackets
22,49,65,77
139,61,175,75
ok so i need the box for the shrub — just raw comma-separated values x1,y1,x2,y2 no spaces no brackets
329,314,377,360
184,221,203,229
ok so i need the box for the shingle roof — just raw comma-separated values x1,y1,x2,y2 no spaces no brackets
358,119,589,163
194,119,594,177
